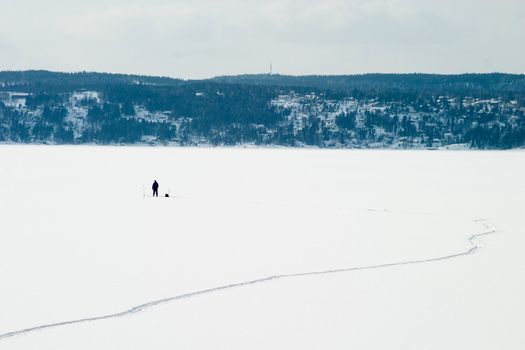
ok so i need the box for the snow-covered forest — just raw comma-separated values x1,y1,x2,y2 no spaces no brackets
1,71,524,148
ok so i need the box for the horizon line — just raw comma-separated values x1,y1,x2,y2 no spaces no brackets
1,69,524,81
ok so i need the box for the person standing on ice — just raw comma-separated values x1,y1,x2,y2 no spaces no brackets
152,180,159,197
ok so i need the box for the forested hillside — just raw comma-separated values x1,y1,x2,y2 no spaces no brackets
1,71,524,148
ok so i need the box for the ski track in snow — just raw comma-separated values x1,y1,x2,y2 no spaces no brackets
0,217,498,341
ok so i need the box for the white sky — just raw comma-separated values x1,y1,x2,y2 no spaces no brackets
0,0,523,79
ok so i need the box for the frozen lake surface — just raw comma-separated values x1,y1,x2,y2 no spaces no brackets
0,146,523,349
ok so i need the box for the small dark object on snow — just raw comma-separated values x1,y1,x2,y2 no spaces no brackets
165,193,170,197
152,180,159,197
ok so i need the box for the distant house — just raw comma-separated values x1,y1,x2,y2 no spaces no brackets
443,133,455,144
1,92,29,108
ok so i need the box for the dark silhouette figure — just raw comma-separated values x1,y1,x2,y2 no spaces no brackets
152,180,159,197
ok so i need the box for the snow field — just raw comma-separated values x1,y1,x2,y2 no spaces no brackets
0,146,523,349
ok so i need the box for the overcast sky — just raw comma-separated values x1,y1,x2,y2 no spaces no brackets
0,0,523,78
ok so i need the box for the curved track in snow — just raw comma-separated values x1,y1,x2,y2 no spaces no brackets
0,219,498,341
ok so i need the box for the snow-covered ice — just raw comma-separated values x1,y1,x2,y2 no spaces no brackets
0,146,523,349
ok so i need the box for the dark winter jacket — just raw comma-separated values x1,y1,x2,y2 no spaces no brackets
152,181,159,190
